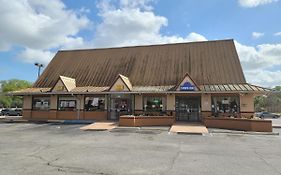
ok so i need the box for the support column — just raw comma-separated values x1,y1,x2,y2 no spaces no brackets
49,95,58,119
240,93,255,118
22,95,32,119
166,94,175,117
134,94,143,115
201,93,212,118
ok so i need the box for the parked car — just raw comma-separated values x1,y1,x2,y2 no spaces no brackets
255,112,280,119
0,108,22,116
0,108,3,116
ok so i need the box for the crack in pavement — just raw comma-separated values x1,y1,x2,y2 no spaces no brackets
254,150,281,174
28,154,111,175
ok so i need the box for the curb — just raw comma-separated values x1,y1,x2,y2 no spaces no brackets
210,130,279,135
176,132,203,135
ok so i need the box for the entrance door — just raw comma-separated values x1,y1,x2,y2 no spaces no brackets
109,94,132,120
176,96,201,122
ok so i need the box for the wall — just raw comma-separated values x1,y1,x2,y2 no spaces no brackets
134,94,143,110
119,115,175,127
22,96,32,119
52,80,67,92
23,96,32,110
110,78,130,91
204,117,272,132
167,94,175,110
240,93,255,118
201,94,211,118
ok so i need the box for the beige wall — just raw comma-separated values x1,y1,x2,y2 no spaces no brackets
50,95,57,109
23,96,32,110
110,78,130,92
201,94,211,111
76,95,84,110
52,80,67,92
240,93,254,112
166,94,175,110
135,94,143,110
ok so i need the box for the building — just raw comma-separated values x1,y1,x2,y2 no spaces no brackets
13,39,269,122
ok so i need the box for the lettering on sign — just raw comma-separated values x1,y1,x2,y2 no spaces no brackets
115,84,124,91
180,82,195,91
55,86,65,91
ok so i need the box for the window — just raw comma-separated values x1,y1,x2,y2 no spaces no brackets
211,96,239,114
58,96,76,111
143,96,166,112
32,97,50,110
84,97,105,111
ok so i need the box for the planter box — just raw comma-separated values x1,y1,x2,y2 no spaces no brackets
119,115,175,127
203,117,272,132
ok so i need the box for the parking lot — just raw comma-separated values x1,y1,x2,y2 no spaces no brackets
0,123,281,175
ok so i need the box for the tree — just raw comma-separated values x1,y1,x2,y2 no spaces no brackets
0,79,32,108
254,85,281,112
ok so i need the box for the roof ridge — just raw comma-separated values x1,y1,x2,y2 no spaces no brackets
58,39,234,52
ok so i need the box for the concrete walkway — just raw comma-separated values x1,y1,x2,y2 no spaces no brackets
169,122,209,134
80,121,118,131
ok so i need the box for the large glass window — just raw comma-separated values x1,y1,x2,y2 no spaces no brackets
84,96,105,111
32,97,50,110
58,96,76,111
211,96,239,114
143,96,166,112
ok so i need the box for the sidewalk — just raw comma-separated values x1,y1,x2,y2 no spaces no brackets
169,122,208,135
80,121,118,131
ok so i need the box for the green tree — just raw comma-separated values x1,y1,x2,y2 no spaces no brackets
0,79,32,108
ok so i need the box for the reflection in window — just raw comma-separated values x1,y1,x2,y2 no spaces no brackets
32,97,50,110
211,96,239,114
58,96,76,111
85,97,105,111
144,97,165,112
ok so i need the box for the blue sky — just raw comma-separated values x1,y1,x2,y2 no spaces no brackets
0,0,280,87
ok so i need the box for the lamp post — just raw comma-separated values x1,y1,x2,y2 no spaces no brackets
34,63,44,78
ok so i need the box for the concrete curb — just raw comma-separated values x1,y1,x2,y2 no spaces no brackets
176,132,204,135
210,130,279,135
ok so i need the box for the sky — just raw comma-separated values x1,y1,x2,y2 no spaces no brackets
0,0,280,87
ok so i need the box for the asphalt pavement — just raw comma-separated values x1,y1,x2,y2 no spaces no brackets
0,123,281,175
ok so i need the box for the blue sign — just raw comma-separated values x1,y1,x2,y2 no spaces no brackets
180,82,195,91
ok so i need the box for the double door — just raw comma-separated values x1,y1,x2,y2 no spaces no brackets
176,96,201,122
109,94,133,120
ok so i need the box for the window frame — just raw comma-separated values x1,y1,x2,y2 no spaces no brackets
84,96,106,111
57,96,77,111
32,96,51,111
143,96,166,112
211,95,240,114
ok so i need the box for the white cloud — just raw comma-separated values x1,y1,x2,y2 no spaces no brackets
93,0,206,48
274,32,281,36
235,41,281,87
252,32,264,39
0,0,279,87
239,0,278,7
18,48,55,65
0,0,90,62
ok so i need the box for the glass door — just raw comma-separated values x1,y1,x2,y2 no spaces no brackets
109,94,133,120
176,96,201,122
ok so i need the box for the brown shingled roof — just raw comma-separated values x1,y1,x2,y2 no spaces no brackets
33,39,246,88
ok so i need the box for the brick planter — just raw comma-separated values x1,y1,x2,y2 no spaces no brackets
119,115,175,127
203,117,272,132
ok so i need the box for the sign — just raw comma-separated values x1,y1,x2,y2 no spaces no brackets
180,82,195,91
55,86,64,91
115,84,124,91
